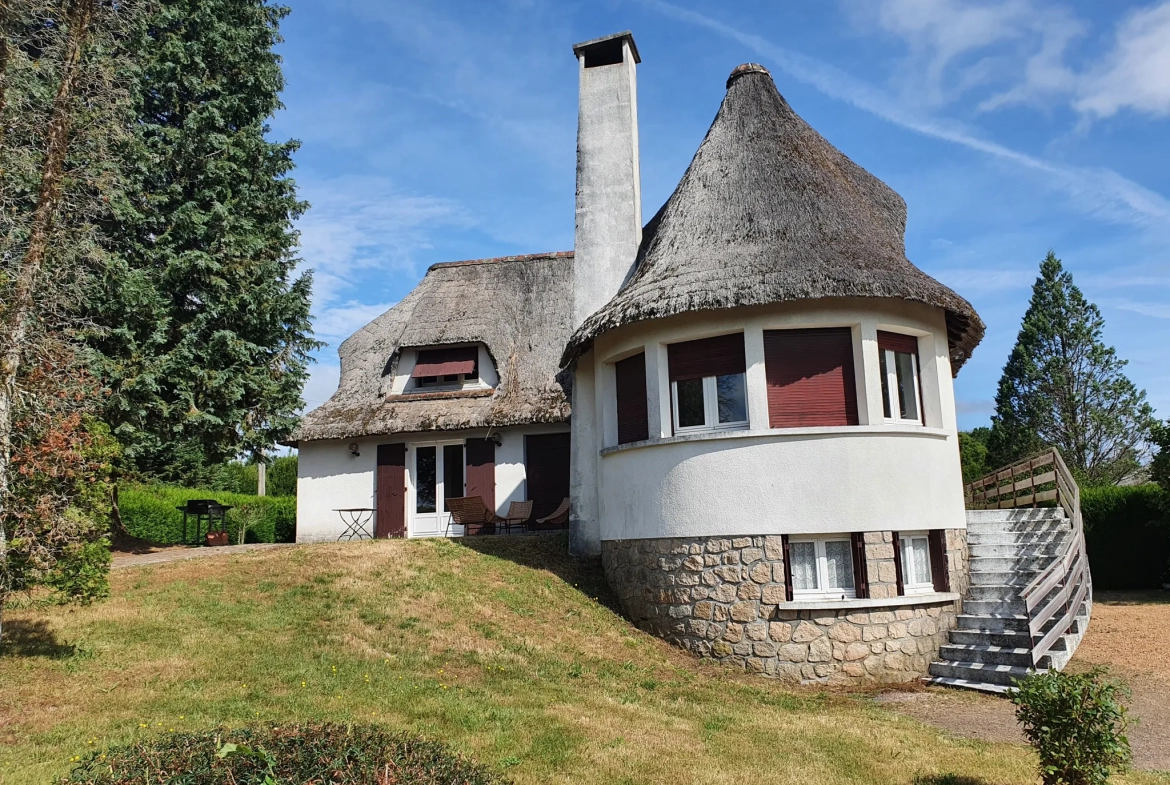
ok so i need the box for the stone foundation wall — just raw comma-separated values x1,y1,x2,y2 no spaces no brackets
601,533,962,684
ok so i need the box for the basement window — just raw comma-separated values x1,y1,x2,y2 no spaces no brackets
789,537,857,601
898,532,934,595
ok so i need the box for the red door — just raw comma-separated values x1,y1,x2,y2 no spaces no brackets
375,444,406,538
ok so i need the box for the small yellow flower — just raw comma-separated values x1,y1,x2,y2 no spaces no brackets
301,681,307,688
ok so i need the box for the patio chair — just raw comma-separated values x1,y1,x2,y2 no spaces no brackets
534,497,570,531
444,496,504,537
501,500,533,535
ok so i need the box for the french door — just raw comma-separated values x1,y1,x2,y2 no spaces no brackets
409,441,465,537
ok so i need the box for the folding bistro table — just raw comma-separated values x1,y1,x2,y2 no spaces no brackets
334,508,375,541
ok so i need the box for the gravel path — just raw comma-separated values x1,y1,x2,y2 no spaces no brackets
875,591,1170,772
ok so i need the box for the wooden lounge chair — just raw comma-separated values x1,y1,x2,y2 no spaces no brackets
534,497,570,530
501,500,533,535
444,496,503,537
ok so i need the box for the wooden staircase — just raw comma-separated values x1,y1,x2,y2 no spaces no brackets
929,450,1093,693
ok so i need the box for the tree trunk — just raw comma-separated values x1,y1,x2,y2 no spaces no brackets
0,0,96,646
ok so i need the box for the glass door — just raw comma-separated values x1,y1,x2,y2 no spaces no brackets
409,442,465,537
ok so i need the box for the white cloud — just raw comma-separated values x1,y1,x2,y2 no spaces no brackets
861,0,1083,110
956,399,995,415
1075,2,1170,119
312,300,398,343
643,0,1170,229
934,268,1035,294
301,362,340,412
1102,298,1170,319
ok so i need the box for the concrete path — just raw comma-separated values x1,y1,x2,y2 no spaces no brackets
112,543,290,569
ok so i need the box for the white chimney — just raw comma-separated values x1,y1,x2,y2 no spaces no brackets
571,31,642,329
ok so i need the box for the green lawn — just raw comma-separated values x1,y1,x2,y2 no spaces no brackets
0,535,1160,784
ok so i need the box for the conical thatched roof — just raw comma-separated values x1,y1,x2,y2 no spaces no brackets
562,64,983,372
290,252,573,444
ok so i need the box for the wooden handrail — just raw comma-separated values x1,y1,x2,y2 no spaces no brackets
964,448,1092,670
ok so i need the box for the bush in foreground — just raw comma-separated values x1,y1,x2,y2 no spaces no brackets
1009,667,1132,785
65,723,509,785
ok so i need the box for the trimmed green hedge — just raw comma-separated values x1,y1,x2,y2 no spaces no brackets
1082,484,1168,590
65,723,508,784
119,485,296,545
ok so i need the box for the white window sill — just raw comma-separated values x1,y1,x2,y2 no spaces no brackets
601,424,952,457
774,592,960,611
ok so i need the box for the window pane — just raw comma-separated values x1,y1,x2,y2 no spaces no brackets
675,378,706,428
824,540,854,590
895,351,918,421
900,537,912,584
790,542,818,590
716,373,747,423
416,447,436,514
442,444,464,512
912,537,930,585
879,351,892,419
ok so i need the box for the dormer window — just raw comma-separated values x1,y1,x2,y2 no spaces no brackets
407,346,484,393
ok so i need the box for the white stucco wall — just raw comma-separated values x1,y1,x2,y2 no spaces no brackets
581,297,966,541
598,426,965,540
296,423,570,543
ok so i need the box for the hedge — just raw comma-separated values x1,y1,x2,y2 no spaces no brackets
119,485,296,545
1081,484,1168,590
205,455,297,497
65,723,508,785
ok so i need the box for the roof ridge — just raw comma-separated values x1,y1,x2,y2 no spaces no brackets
428,251,573,272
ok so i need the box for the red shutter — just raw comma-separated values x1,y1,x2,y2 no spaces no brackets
781,534,794,602
764,328,858,428
375,444,406,538
891,531,905,596
465,438,496,514
851,532,869,599
412,346,478,377
615,352,649,444
928,529,950,592
667,333,746,381
877,331,918,355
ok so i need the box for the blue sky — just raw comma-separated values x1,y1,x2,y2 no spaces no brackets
270,0,1170,430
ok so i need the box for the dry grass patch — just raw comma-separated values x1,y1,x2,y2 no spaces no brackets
1,536,1166,784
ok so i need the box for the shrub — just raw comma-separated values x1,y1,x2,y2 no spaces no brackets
1009,667,1132,785
64,723,509,785
1081,484,1168,589
118,485,297,545
204,455,297,497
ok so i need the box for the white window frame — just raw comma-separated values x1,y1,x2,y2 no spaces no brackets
880,346,923,424
670,374,749,435
898,531,934,594
789,536,857,601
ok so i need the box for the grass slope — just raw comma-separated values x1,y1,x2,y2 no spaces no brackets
0,536,1160,784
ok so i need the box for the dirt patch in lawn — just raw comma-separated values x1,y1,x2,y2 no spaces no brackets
875,591,1170,772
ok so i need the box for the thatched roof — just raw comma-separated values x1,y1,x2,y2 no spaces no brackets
290,252,573,443
562,64,984,372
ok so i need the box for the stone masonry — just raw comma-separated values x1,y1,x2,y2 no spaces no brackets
601,530,968,684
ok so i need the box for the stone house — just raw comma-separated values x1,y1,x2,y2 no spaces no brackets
290,32,1090,690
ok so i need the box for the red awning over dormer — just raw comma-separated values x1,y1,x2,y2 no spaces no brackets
411,346,477,377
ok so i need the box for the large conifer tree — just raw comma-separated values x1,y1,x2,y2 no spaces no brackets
988,251,1154,484
90,0,317,482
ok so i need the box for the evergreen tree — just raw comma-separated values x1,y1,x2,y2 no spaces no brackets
958,427,992,484
89,0,318,483
988,251,1154,484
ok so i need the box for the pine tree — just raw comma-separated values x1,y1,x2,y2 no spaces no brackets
988,251,1155,484
88,0,318,483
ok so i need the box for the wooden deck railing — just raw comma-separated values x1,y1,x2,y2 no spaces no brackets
964,448,1092,669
